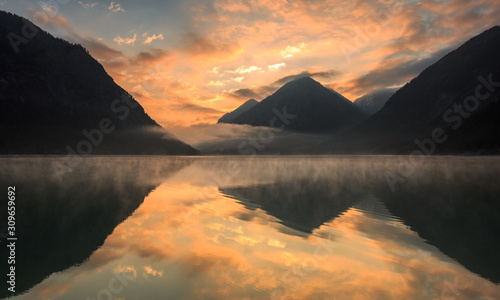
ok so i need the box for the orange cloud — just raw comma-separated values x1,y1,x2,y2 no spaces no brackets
143,33,164,44
180,31,241,60
114,33,137,45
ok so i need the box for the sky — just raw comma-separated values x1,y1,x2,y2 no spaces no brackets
2,0,500,129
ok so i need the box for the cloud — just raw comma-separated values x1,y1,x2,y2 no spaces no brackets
208,80,227,86
34,13,70,29
172,103,224,114
180,31,241,60
108,1,124,13
229,88,262,100
280,43,307,58
79,35,124,60
113,265,137,279
346,47,453,95
267,239,286,249
268,63,285,71
144,33,164,44
273,70,341,86
114,33,137,45
207,76,249,86
227,69,341,100
129,48,172,65
227,65,262,74
143,266,164,278
78,1,98,9
214,1,251,13
181,32,220,55
40,3,57,15
207,67,220,74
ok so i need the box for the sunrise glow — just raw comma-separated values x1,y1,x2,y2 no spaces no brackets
3,0,499,129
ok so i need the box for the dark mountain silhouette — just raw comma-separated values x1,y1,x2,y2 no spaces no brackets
220,77,368,133
0,10,198,155
218,99,258,123
332,26,500,154
353,87,398,115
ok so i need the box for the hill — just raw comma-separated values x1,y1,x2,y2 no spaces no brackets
0,10,198,155
331,26,500,154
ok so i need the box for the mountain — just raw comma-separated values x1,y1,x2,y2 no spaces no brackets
354,87,398,115
0,10,198,155
221,76,368,133
333,26,500,154
218,99,258,123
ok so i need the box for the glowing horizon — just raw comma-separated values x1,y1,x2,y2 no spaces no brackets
2,0,500,128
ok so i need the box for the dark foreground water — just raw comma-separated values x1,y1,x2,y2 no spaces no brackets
0,156,499,300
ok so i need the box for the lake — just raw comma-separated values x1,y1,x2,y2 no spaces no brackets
1,156,500,300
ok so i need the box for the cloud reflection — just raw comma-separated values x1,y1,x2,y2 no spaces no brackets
9,157,500,300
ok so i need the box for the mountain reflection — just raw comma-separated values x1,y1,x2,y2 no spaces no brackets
218,156,500,283
220,180,361,234
0,157,193,298
1,156,499,300
377,158,500,283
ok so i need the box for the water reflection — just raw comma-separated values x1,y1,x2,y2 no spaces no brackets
378,158,500,283
0,157,193,298
220,180,360,234
1,156,499,299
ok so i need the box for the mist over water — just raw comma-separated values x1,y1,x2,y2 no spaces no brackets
1,156,499,299
165,123,329,153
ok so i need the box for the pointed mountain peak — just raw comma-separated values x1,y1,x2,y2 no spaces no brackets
220,74,367,132
277,76,325,94
293,76,316,82
287,76,319,86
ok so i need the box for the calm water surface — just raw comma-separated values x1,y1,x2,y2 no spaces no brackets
1,156,499,300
